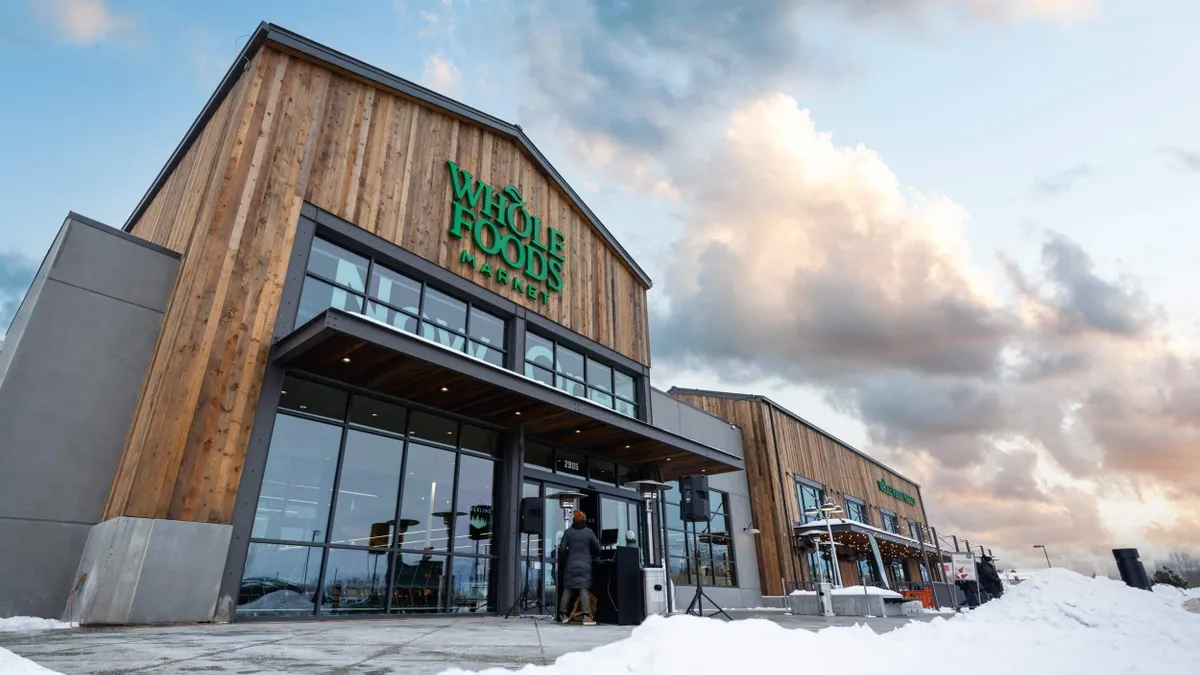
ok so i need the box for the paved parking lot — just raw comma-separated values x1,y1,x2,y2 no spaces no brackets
0,612,938,674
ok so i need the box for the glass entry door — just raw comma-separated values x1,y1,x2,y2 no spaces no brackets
600,495,646,563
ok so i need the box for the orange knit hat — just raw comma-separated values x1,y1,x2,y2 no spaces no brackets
573,509,585,521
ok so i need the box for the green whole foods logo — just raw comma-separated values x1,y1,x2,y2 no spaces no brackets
446,160,564,305
878,479,916,506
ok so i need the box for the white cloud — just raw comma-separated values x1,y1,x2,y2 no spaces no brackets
950,0,1098,23
41,0,138,45
421,54,460,94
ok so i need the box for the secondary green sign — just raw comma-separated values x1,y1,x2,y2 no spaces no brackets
878,479,916,506
446,160,564,305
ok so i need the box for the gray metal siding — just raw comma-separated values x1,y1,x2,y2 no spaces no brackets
649,388,744,460
0,215,179,618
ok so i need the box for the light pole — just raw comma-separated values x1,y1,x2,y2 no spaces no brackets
804,501,845,587
1033,544,1052,568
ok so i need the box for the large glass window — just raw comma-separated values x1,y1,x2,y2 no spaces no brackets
844,496,869,525
239,376,499,617
297,237,506,367
880,509,899,534
908,520,924,542
664,482,737,587
795,478,826,524
329,431,404,548
523,332,639,418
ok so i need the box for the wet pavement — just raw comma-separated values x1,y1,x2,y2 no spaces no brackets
0,612,939,674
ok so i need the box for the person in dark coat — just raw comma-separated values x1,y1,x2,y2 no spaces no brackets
978,556,1004,601
558,509,601,625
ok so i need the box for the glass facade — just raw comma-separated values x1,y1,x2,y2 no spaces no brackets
523,332,639,418
908,520,924,542
844,496,869,525
238,376,498,618
880,510,900,535
795,478,825,523
297,237,507,367
664,483,737,587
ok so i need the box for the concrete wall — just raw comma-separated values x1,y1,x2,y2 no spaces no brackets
649,388,744,459
650,389,762,608
0,214,179,618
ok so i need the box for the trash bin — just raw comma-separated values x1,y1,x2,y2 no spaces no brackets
1112,548,1151,591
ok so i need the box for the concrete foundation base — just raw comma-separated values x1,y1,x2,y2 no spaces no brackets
69,517,232,625
788,593,923,617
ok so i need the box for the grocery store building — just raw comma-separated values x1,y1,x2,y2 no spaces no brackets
0,23,951,625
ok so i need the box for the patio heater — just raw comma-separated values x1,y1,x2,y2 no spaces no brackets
804,501,844,587
546,490,587,545
623,480,672,566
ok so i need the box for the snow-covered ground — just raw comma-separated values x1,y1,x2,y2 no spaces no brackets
790,585,903,597
442,570,1200,675
0,617,70,674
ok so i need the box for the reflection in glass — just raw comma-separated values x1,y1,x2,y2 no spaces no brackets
555,346,584,381
556,374,586,398
330,431,404,547
421,321,467,351
469,340,504,367
455,455,496,553
279,377,347,421
590,459,616,485
399,443,456,552
421,287,467,334
390,552,446,613
320,548,387,614
524,442,553,472
348,396,407,436
615,398,638,418
468,307,505,346
448,556,492,613
601,497,629,548
365,302,418,335
614,371,636,403
796,481,825,524
460,425,499,457
586,359,613,393
587,387,614,408
525,333,554,368
369,266,420,312
296,276,365,327
525,363,554,387
308,238,368,291
408,410,458,447
237,543,322,616
253,415,340,543
616,464,636,490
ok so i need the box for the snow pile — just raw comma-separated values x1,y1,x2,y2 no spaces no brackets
442,569,1200,675
0,617,71,632
0,648,64,674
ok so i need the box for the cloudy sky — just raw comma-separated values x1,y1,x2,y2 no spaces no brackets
2,0,1198,571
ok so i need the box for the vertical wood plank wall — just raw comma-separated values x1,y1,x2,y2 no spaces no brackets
105,46,651,524
672,393,931,596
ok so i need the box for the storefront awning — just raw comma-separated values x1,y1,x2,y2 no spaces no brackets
273,309,745,479
794,519,951,559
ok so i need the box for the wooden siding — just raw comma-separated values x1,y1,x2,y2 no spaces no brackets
106,46,650,524
672,393,930,596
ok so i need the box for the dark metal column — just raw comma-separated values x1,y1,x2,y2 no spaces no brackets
494,425,525,612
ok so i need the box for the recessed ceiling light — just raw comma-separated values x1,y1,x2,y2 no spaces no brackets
666,457,671,461
371,413,378,417
342,357,352,363
446,431,453,435
515,411,521,416
624,445,630,449
299,405,308,410
575,429,581,434
281,390,288,395
441,387,448,392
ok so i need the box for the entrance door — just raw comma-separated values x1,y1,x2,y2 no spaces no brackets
599,495,646,562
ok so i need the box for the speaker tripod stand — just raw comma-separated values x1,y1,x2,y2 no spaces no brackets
506,532,552,620
684,517,731,620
